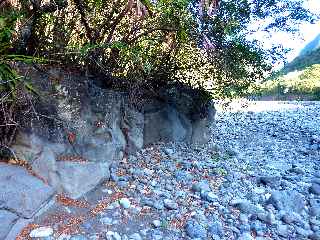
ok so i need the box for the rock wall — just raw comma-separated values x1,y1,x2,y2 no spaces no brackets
8,66,215,199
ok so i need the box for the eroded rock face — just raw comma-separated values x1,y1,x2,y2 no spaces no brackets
144,105,192,145
8,66,215,200
143,100,215,145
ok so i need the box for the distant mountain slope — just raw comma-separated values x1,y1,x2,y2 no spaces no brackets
281,47,320,74
255,35,320,100
278,33,320,75
299,33,320,56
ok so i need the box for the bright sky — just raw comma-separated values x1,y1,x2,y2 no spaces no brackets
286,0,320,60
250,0,320,65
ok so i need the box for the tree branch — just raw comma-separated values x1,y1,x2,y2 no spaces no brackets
73,0,95,43
96,0,123,42
105,0,134,43
127,27,178,44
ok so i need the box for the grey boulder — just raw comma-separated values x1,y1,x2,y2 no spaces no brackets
0,163,54,218
56,161,110,199
267,190,305,213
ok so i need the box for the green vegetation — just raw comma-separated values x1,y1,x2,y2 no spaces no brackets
257,64,320,100
1,0,318,97
0,0,319,144
255,36,320,100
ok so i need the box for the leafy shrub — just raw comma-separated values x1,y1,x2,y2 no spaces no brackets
3,0,317,100
0,10,38,146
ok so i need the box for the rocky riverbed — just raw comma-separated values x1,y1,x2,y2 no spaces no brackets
15,101,320,239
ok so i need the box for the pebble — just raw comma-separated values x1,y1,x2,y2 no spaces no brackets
238,232,254,240
70,235,88,240
185,220,207,238
258,176,281,187
163,199,178,210
100,217,113,225
119,198,131,209
192,181,211,193
202,191,218,202
106,231,121,240
152,220,161,228
208,220,224,236
281,213,296,224
277,225,289,237
129,233,142,240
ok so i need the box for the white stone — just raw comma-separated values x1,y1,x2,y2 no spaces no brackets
129,233,142,240
29,226,53,238
119,198,131,209
106,231,121,240
102,189,113,194
152,220,161,228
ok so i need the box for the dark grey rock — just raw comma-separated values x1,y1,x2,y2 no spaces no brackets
267,190,305,213
164,148,174,155
296,227,312,237
230,199,262,214
122,107,144,154
163,199,178,210
309,199,320,216
258,176,281,188
142,199,164,210
310,232,320,240
288,166,305,175
277,224,289,237
281,212,298,224
250,221,266,233
238,232,253,240
192,180,211,193
310,218,320,226
239,224,251,233
257,212,275,225
117,180,129,188
312,178,320,185
239,214,249,224
208,220,224,237
310,183,320,195
129,233,142,240
144,105,193,145
201,191,218,202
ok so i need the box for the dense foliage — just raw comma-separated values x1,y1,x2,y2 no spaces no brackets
1,0,318,99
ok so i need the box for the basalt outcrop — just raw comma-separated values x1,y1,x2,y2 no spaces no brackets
7,66,215,199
